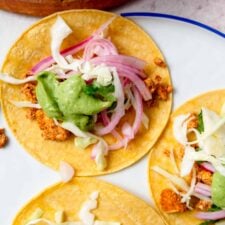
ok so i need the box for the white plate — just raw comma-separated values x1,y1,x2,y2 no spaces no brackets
1,11,225,225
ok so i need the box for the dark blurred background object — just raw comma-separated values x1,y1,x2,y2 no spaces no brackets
0,0,131,16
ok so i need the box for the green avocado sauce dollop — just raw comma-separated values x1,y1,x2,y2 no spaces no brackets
36,72,114,131
212,172,225,208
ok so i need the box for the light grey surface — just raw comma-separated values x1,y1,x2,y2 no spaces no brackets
116,0,225,32
1,9,225,225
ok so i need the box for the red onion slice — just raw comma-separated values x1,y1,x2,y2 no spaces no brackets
132,87,143,135
95,69,125,136
31,17,115,74
92,60,146,79
194,187,211,197
201,162,216,173
195,182,211,192
196,210,225,220
84,38,118,60
194,182,211,197
31,37,92,74
91,55,146,71
118,68,151,101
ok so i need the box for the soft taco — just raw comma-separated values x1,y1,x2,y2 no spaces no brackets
0,10,172,175
13,177,165,225
149,90,225,225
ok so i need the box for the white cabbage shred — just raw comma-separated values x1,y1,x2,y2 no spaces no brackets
160,106,225,206
59,161,75,182
0,73,36,84
10,101,41,109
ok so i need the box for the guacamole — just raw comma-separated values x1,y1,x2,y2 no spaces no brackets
212,172,225,208
36,72,114,130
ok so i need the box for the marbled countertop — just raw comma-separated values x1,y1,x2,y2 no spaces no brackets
1,0,225,32
116,0,225,32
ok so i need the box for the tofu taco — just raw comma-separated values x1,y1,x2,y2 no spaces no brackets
0,10,172,175
149,90,225,225
12,177,165,225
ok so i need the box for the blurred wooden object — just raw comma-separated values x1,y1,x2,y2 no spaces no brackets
0,0,130,16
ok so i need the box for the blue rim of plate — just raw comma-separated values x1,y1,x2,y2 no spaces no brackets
121,12,225,39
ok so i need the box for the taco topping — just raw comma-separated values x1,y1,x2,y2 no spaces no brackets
25,191,120,225
0,16,171,170
59,161,75,182
152,105,225,224
0,128,8,148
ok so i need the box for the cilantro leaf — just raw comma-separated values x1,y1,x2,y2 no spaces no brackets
208,204,222,212
83,81,116,102
197,110,204,133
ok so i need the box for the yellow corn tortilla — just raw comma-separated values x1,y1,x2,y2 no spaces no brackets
148,89,225,225
13,177,165,225
1,10,172,175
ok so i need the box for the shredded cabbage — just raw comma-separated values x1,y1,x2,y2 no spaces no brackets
0,73,36,84
60,122,89,138
10,101,41,109
151,166,189,191
181,168,196,208
200,108,225,157
141,112,149,129
180,146,196,177
75,137,97,150
79,191,99,225
188,151,225,176
93,141,108,171
173,107,225,179
173,114,190,145
59,161,75,182
26,208,44,224
55,211,64,223
82,63,113,86
51,16,83,71
51,16,72,68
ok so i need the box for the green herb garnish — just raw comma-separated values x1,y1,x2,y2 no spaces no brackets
199,220,216,225
83,81,115,102
208,204,222,212
197,110,204,133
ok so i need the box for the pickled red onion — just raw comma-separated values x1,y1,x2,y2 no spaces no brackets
194,182,211,197
118,68,151,101
84,38,118,60
91,55,146,71
200,162,216,173
31,17,116,74
95,69,124,136
196,210,225,220
92,60,146,79
31,37,92,74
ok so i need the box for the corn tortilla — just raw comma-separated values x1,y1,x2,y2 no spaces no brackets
1,10,172,175
148,89,225,225
13,177,165,225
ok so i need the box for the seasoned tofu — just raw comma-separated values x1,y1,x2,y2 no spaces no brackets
160,189,186,213
36,110,71,141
